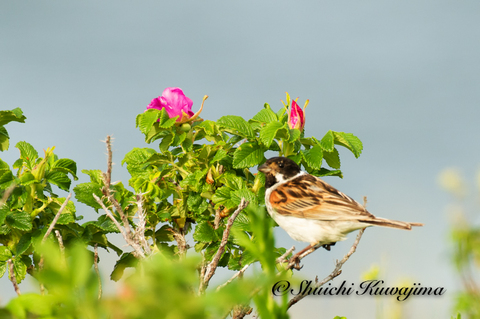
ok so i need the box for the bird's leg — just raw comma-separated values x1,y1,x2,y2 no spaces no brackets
322,242,336,251
288,244,315,270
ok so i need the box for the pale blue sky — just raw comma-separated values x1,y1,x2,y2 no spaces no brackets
1,1,480,317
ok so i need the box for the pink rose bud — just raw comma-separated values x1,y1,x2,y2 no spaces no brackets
288,100,306,130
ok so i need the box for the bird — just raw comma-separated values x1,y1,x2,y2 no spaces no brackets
258,157,423,253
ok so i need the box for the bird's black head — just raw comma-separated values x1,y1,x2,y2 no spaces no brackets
258,157,301,188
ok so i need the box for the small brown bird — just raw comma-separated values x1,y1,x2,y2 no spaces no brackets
258,157,423,250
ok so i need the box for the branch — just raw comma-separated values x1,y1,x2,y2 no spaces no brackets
42,193,72,242
135,193,151,255
199,198,249,293
54,230,65,259
287,228,366,308
93,193,145,258
216,264,250,292
8,259,21,296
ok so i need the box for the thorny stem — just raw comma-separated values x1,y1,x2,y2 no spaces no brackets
199,198,249,293
287,228,366,308
43,193,72,242
8,259,21,296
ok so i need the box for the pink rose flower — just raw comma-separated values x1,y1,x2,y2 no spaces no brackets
147,87,194,122
288,100,306,131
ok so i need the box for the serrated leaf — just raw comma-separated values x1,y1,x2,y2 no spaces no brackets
158,108,179,128
0,205,9,225
259,121,284,147
233,142,265,169
302,145,323,170
73,182,103,210
0,108,26,126
217,115,255,138
51,158,78,179
211,148,228,163
193,221,218,243
5,211,32,231
320,130,335,151
288,128,301,143
251,108,277,123
16,233,32,256
137,109,160,134
12,257,27,283
232,213,251,233
45,171,71,191
231,189,256,206
0,246,12,262
212,186,236,209
316,168,343,178
333,131,363,158
15,141,38,169
0,127,9,152
323,148,341,169
0,169,14,189
111,252,138,282
0,262,6,278
195,120,216,135
159,133,174,152
155,225,175,242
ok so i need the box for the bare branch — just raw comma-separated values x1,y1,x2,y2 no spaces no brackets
216,264,250,292
287,228,366,308
135,193,151,255
105,135,113,188
199,198,249,293
43,193,72,242
276,246,295,264
0,184,15,206
8,259,21,296
54,230,65,259
93,193,145,258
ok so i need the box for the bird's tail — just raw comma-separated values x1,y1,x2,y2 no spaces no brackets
359,217,424,230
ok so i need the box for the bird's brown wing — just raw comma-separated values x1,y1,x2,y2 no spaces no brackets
269,174,375,221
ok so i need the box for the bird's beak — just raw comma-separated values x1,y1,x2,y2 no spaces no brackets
258,163,271,173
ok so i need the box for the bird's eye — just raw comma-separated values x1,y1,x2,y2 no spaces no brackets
278,162,284,168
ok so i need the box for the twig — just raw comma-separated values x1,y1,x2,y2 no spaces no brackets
216,264,250,291
8,259,21,296
276,246,295,264
42,193,72,242
93,193,145,258
54,230,65,259
105,135,112,188
287,228,366,308
94,244,102,299
199,198,249,293
0,184,15,206
135,193,151,255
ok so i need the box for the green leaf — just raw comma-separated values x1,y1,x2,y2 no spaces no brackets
73,182,103,210
0,262,6,278
111,253,139,281
159,132,174,152
155,225,175,242
212,186,236,209
320,130,335,151
251,108,277,123
217,115,255,138
0,246,12,262
211,148,228,163
323,148,341,169
45,171,71,191
231,189,257,206
195,120,216,135
232,142,265,169
158,108,178,128
0,127,9,152
51,158,78,179
193,221,218,243
137,109,160,134
0,169,14,189
15,141,38,169
5,211,32,231
0,108,26,127
333,132,363,158
0,205,9,225
12,257,27,283
16,233,32,256
259,122,284,148
302,145,323,170
288,128,302,143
